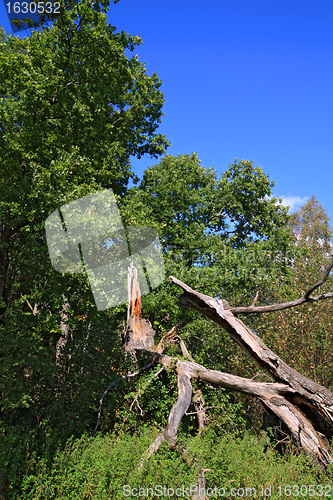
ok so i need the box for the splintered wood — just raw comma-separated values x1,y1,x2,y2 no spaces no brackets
124,264,155,351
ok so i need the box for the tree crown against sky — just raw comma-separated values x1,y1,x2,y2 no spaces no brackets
289,195,332,251
0,0,169,208
125,154,290,246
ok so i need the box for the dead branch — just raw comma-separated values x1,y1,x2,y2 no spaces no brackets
155,321,190,353
168,275,333,466
224,253,333,314
178,336,195,362
23,295,39,315
251,291,259,307
140,369,192,468
169,276,333,404
140,349,332,466
138,351,292,396
305,253,333,298
134,343,331,466
193,389,207,434
192,468,211,500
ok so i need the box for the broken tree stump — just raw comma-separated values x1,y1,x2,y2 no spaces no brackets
123,264,155,352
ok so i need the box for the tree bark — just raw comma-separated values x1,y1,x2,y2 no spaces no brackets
193,389,207,434
118,264,333,468
167,275,333,466
140,369,192,466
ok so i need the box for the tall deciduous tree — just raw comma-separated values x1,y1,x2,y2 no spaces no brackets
127,154,288,248
289,196,332,250
122,154,292,323
0,0,168,434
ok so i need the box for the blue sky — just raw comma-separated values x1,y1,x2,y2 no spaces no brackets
108,0,333,220
1,0,332,220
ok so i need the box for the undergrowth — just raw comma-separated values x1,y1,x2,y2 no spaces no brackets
17,426,333,500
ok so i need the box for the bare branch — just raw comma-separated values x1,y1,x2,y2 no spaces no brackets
251,291,259,307
155,321,190,353
304,253,333,298
193,389,207,434
168,276,333,407
139,348,333,467
228,254,333,314
137,350,292,400
139,369,192,468
165,275,333,466
177,336,195,362
24,297,38,315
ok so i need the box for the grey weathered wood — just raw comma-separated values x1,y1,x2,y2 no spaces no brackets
167,275,333,466
140,370,192,466
169,276,333,408
123,265,333,468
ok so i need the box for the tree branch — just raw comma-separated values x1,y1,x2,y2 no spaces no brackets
139,368,192,468
168,276,333,398
165,275,333,466
138,348,332,466
227,253,333,314
177,336,195,362
155,321,190,353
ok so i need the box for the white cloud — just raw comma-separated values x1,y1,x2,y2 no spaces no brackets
278,195,309,212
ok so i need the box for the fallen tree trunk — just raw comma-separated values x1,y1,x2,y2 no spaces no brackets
168,276,333,410
106,256,333,470
166,274,333,467
137,348,332,467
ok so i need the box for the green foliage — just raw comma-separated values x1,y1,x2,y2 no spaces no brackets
289,195,332,249
20,430,192,499
123,154,292,330
124,154,288,249
253,196,333,387
188,428,330,500
0,3,168,196
18,428,331,500
0,0,168,424
2,1,333,497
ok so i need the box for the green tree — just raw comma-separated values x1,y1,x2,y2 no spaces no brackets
123,154,291,313
0,1,169,494
0,0,169,317
125,154,288,248
289,195,332,249
255,196,333,387
121,154,293,387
